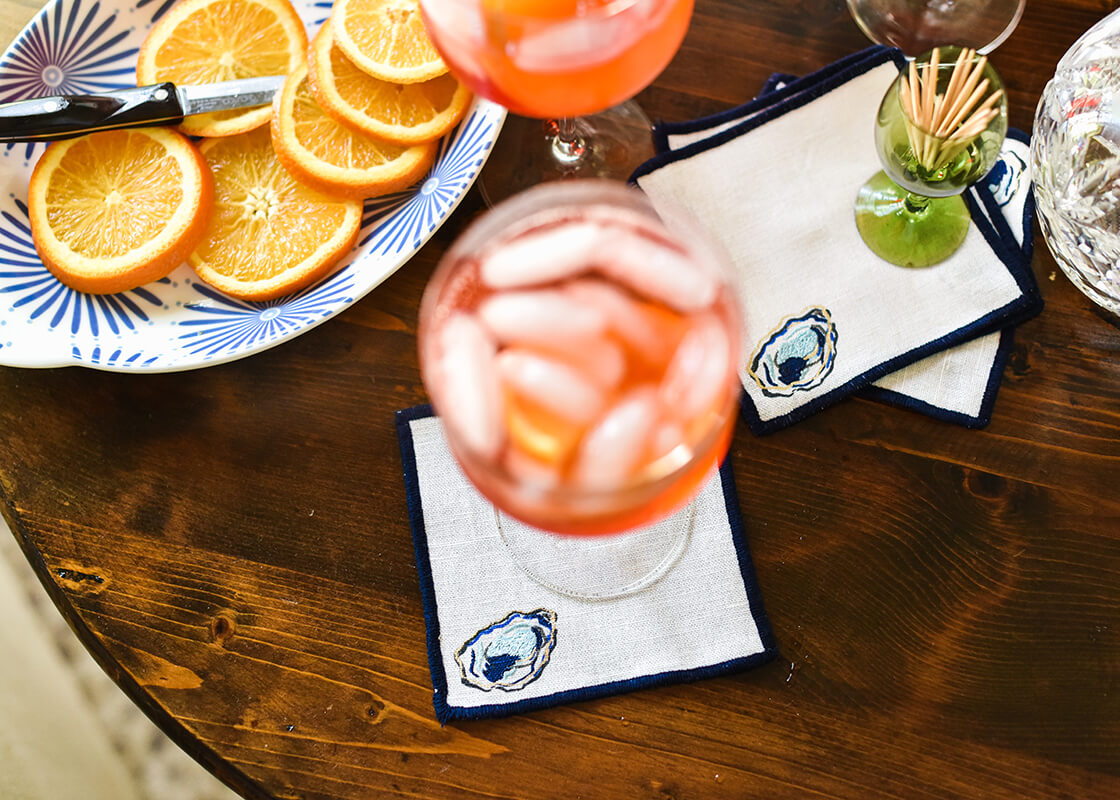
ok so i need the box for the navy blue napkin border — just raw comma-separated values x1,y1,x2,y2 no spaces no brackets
647,45,895,156
857,328,1017,428
642,45,900,173
758,72,798,97
396,403,778,724
632,47,1042,434
978,128,1037,269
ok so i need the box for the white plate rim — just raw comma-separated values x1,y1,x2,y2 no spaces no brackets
0,0,504,373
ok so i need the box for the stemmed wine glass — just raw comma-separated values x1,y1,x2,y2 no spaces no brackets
418,180,742,598
854,46,1008,267
846,0,1026,55
418,0,694,205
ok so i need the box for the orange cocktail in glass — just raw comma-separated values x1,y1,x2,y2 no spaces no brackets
420,0,695,118
419,180,741,537
418,0,695,204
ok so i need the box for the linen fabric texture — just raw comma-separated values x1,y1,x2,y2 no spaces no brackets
634,46,1041,433
396,406,777,723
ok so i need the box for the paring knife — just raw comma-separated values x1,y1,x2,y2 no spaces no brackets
0,75,286,143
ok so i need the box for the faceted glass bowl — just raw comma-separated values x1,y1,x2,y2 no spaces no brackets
1031,8,1120,317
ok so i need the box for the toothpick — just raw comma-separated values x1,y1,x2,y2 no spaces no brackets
938,54,988,136
908,60,923,123
931,47,972,131
949,108,998,142
899,77,914,119
921,60,936,126
974,88,1005,117
939,77,990,137
923,47,941,131
899,46,1003,172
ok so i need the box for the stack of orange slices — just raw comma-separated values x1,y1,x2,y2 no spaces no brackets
27,0,472,301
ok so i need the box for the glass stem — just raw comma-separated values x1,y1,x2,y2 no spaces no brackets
903,191,931,215
549,117,586,165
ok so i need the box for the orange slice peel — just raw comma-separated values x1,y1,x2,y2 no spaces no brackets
330,0,448,84
28,127,212,295
308,24,472,145
271,63,439,200
137,0,308,138
190,127,363,301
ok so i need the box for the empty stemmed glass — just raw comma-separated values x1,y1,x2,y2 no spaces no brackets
855,46,1008,267
418,0,694,204
846,0,1026,55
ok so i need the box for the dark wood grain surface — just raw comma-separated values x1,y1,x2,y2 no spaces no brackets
3,1,1120,798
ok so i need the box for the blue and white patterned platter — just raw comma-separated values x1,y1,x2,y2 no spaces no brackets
0,0,504,372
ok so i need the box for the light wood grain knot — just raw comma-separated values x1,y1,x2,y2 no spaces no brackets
210,612,237,646
963,468,1008,501
1007,341,1033,377
53,561,108,595
648,779,682,800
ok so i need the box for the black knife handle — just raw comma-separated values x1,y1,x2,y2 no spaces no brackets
0,83,185,143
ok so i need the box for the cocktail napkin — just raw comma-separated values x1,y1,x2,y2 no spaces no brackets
396,405,777,723
660,50,1037,428
633,46,1041,433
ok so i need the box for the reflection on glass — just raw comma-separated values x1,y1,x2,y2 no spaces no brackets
419,0,694,204
846,0,1026,55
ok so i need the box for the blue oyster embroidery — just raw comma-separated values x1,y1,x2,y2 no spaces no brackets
456,609,557,692
749,307,838,397
986,149,1027,208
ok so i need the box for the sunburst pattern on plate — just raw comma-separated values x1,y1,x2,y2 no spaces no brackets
0,0,504,372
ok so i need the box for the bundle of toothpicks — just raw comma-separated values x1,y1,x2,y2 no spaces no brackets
898,47,1004,172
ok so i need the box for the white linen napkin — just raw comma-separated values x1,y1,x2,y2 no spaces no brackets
662,51,1037,427
633,46,1041,433
396,405,776,723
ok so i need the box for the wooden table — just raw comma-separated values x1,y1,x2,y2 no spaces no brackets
3,1,1120,798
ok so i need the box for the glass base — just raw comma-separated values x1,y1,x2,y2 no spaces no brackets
479,101,655,207
494,501,693,601
854,171,971,268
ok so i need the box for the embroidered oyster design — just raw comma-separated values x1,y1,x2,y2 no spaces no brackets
986,149,1027,208
455,609,557,692
749,307,838,397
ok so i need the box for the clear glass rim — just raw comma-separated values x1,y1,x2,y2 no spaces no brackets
978,0,1027,54
417,179,742,530
844,0,1026,55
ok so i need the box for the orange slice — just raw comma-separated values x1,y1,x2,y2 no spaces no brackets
137,0,308,138
331,0,448,84
308,24,471,145
504,389,585,468
28,127,212,295
190,128,363,301
271,64,439,199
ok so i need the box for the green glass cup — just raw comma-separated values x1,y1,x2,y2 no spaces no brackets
855,46,1008,267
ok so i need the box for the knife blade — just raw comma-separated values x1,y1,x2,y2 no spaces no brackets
0,75,287,143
